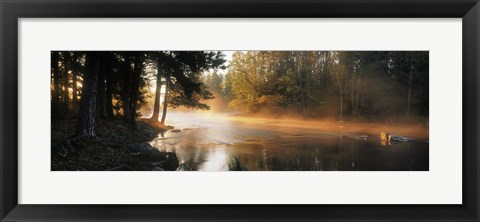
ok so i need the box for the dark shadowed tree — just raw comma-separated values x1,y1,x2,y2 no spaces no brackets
97,52,116,119
129,53,143,124
51,51,61,117
74,52,102,137
104,53,116,118
120,53,133,124
62,52,71,106
70,52,85,106
119,52,144,125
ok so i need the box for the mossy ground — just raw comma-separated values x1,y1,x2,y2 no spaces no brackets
51,118,179,171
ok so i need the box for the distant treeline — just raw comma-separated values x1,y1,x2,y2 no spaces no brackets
51,51,225,138
204,51,429,121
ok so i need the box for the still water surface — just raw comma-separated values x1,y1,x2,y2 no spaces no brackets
151,112,429,171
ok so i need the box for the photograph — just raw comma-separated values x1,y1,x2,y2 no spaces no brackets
2,0,477,220
51,51,429,171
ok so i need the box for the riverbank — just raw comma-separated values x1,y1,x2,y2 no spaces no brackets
51,118,179,171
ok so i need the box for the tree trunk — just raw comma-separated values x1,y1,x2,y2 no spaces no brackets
63,52,71,107
356,68,362,115
97,67,106,118
151,60,163,122
295,52,306,116
97,53,109,119
122,87,131,122
71,52,84,107
340,75,343,121
51,52,60,101
74,52,101,138
72,71,78,103
105,64,115,118
351,77,355,116
324,52,329,86
160,73,169,124
406,60,415,116
128,54,142,124
122,54,133,123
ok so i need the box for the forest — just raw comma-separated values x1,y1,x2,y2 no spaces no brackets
51,51,429,171
205,51,428,121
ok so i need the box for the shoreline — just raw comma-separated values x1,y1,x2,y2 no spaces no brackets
51,118,179,171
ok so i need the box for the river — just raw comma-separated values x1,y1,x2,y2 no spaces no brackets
150,112,429,171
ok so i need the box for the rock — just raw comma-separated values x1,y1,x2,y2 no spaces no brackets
151,167,164,171
391,135,410,142
354,135,368,140
127,143,154,156
148,149,167,161
380,132,391,142
380,132,409,142
150,161,165,167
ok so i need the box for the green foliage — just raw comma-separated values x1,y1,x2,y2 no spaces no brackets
223,51,429,121
160,51,225,110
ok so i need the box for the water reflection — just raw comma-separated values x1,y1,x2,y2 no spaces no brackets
151,112,429,171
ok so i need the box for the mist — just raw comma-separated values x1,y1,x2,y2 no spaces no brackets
51,50,429,171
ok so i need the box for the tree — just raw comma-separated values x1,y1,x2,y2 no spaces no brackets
203,70,227,111
97,54,107,119
120,52,144,125
150,54,164,122
160,71,170,124
150,51,225,124
74,52,101,137
70,52,85,106
388,51,429,117
51,51,61,116
203,70,224,96
331,52,348,120
227,51,273,113
224,50,429,121
62,52,71,106
104,52,116,118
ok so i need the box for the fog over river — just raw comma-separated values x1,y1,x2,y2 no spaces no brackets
150,112,429,171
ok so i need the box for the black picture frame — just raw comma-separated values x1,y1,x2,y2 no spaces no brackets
1,0,479,221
